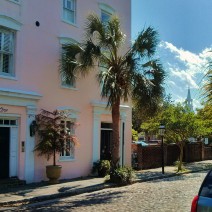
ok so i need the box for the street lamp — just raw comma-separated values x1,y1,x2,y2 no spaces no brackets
159,125,165,174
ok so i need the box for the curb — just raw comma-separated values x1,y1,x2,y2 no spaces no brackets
0,183,115,207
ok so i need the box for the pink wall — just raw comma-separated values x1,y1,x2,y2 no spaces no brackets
0,0,132,182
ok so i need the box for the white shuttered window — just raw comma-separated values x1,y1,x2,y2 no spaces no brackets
0,28,14,76
63,0,76,24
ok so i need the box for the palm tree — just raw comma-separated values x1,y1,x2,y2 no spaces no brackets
203,68,212,104
60,13,165,169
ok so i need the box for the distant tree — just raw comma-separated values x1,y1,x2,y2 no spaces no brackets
141,103,205,172
60,13,165,170
162,104,203,171
132,129,138,141
133,94,173,133
196,103,212,142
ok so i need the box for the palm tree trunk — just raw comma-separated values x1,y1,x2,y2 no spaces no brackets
111,99,120,169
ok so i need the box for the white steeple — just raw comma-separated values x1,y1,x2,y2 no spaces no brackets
185,87,193,111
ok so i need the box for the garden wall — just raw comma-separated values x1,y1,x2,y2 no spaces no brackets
132,142,212,170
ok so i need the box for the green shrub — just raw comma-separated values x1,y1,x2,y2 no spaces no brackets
110,166,135,185
92,160,111,177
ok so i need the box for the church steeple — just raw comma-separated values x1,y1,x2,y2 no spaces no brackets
185,87,193,111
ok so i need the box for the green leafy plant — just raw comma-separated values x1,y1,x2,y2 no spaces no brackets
110,166,135,185
92,160,111,177
34,109,78,166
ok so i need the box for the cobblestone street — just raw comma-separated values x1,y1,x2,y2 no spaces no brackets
10,171,207,212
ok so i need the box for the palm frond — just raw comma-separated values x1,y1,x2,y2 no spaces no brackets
107,15,126,49
203,68,212,104
132,26,158,59
60,43,82,82
132,60,165,115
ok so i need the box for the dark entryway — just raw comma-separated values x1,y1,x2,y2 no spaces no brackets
0,127,10,179
100,123,112,160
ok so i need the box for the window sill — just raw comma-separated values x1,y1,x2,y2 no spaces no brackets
0,75,18,81
59,157,75,162
62,19,78,28
61,85,78,91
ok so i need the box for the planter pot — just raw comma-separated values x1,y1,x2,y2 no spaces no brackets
46,165,62,184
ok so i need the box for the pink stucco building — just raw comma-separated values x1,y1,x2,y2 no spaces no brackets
0,0,131,183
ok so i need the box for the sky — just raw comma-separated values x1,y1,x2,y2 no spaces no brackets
131,0,212,109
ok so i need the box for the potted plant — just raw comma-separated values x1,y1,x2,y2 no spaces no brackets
34,109,78,184
92,160,111,177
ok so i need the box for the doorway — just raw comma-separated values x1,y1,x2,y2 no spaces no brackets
0,127,10,179
100,123,112,160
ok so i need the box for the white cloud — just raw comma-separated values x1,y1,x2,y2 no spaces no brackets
158,41,212,110
171,69,199,89
161,41,204,66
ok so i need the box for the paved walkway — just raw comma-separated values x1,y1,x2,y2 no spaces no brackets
0,160,212,207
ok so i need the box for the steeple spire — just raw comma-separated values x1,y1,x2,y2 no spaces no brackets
185,87,193,111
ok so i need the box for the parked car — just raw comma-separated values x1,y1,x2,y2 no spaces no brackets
191,169,212,212
132,141,149,146
148,140,161,145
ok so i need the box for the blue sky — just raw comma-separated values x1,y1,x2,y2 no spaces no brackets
131,0,212,109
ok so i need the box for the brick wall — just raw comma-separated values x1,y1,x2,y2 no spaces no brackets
183,142,203,162
167,144,180,165
132,142,212,170
204,146,212,160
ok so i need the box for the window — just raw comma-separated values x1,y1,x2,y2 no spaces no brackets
0,118,18,126
61,74,76,88
0,27,14,76
60,120,75,160
101,10,111,23
199,170,212,198
61,45,76,88
59,37,77,89
63,0,76,24
99,3,115,23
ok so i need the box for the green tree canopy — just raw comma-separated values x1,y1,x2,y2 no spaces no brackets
141,102,208,171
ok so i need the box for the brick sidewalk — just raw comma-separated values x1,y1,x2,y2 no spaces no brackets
0,160,211,207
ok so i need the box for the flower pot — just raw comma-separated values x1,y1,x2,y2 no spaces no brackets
46,165,62,184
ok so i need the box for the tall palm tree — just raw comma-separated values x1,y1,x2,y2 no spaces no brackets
60,14,165,169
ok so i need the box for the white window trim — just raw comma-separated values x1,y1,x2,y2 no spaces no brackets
0,87,42,107
59,157,76,162
59,37,78,90
0,27,15,77
61,0,77,27
0,16,21,78
57,106,79,162
59,119,76,161
0,15,22,31
98,3,115,15
8,0,21,5
0,74,17,81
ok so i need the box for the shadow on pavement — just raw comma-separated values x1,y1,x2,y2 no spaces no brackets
18,190,124,211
